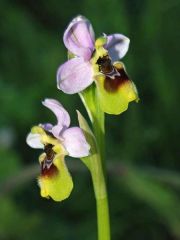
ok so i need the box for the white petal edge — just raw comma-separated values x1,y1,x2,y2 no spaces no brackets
26,133,44,149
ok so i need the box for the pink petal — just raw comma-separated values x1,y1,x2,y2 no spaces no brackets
51,125,64,140
63,15,95,60
105,34,130,61
26,133,44,149
42,99,70,138
57,57,93,94
61,127,90,158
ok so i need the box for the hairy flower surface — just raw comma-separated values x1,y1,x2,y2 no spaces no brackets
26,98,90,201
57,15,139,114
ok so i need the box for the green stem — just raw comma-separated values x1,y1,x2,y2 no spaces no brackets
91,161,110,240
92,104,110,240
92,97,105,166
79,85,111,240
97,198,110,240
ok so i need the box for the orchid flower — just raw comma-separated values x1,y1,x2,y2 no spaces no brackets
57,15,139,115
26,98,90,201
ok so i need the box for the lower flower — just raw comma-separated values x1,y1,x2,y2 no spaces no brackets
38,151,73,202
26,99,90,201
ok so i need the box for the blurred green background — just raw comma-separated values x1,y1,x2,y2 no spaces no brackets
0,0,180,239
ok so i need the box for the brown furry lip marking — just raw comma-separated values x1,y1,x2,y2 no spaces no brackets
104,68,129,92
41,144,58,177
97,56,129,93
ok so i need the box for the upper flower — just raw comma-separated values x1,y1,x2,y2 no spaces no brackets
26,98,90,201
57,15,139,115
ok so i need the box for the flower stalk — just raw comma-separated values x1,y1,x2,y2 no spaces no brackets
97,197,110,240
89,101,110,240
91,141,110,240
79,86,110,240
93,92,110,240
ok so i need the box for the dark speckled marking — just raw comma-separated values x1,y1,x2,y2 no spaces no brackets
97,56,113,74
41,144,58,177
97,56,129,93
